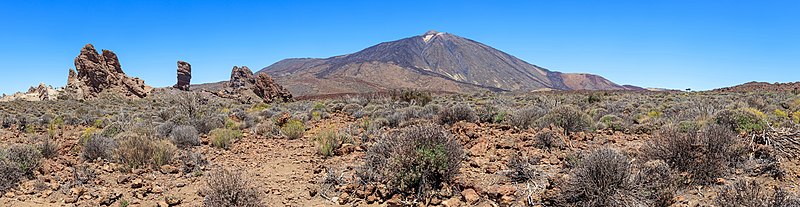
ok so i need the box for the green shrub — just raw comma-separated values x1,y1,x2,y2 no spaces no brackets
360,124,463,196
390,89,432,106
280,119,305,140
314,129,346,157
716,108,767,133
210,128,243,149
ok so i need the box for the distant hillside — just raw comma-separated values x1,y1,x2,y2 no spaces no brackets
713,81,800,93
259,30,635,96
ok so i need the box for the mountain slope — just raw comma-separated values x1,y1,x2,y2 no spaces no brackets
260,30,631,96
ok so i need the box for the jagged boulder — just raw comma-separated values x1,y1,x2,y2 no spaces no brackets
65,44,152,99
253,73,293,103
216,66,293,103
229,66,255,89
173,61,192,91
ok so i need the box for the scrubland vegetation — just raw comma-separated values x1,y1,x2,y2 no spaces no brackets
1,89,800,206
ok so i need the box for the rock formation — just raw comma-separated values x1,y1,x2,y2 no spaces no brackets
253,73,293,103
0,83,60,102
173,61,192,91
65,44,152,99
216,66,293,103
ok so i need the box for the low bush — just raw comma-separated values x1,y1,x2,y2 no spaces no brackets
534,130,565,150
390,89,432,106
37,136,58,159
715,108,768,134
115,132,155,169
0,159,22,192
360,124,463,196
152,140,177,167
539,105,593,135
506,154,539,182
437,104,478,125
562,148,649,206
4,144,42,176
641,124,746,184
82,134,116,161
253,121,279,138
203,168,263,207
508,107,547,129
280,119,305,140
314,129,346,157
209,128,243,149
715,180,800,207
169,125,200,148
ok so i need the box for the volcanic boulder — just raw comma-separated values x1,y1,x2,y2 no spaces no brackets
65,44,152,99
173,61,192,91
229,66,256,89
216,66,293,103
253,73,293,103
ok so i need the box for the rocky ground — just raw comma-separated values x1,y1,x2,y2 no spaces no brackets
1,91,800,207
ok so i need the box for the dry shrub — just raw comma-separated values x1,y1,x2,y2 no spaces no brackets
534,129,565,150
169,125,200,148
563,148,644,206
506,154,539,182
508,107,546,129
0,159,22,192
37,136,58,159
4,144,42,176
715,180,800,207
437,104,478,125
539,105,593,135
360,124,463,196
115,132,175,169
203,168,263,207
82,134,116,161
152,140,177,167
116,132,154,169
642,124,746,184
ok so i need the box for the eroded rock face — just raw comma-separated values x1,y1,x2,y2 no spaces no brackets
253,73,293,103
66,44,152,99
216,66,293,103
173,61,192,91
0,83,60,102
229,66,255,89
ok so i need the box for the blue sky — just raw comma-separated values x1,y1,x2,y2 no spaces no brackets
0,0,798,94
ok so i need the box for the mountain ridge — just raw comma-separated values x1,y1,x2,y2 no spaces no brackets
255,31,635,96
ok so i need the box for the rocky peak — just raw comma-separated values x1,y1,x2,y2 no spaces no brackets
173,61,192,91
229,66,255,89
215,66,293,103
65,44,152,99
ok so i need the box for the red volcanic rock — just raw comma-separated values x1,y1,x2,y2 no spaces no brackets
173,61,192,91
66,44,152,99
215,66,293,103
253,72,293,103
229,66,255,89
